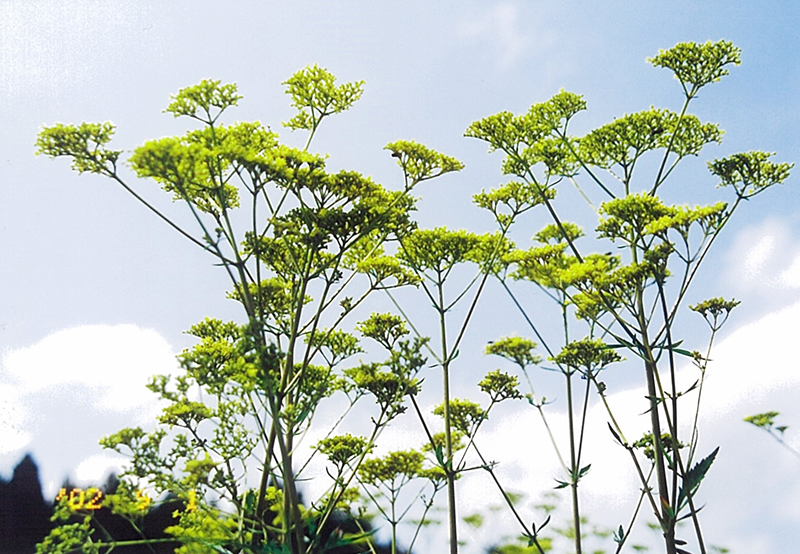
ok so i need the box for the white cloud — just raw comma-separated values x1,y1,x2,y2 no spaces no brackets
2,324,178,414
726,218,800,293
356,299,800,552
457,2,533,68
5,307,797,550
0,382,31,455
74,453,127,485
462,300,800,551
779,252,800,288
743,233,776,278
0,324,179,484
698,301,800,416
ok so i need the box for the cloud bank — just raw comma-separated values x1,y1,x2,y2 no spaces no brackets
0,324,179,493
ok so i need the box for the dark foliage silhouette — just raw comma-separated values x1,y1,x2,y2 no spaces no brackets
0,453,397,553
0,454,51,553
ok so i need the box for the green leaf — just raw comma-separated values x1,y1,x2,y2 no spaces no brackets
614,524,625,545
433,443,446,467
608,423,623,445
678,446,719,512
532,514,551,536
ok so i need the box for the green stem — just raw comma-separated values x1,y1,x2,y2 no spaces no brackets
613,465,654,554
471,442,547,554
436,277,459,554
390,486,398,554
405,482,444,554
565,371,583,554
107,173,236,263
651,95,692,194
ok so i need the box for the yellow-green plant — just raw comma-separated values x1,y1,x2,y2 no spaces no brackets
467,40,791,554
35,67,460,554
33,40,792,554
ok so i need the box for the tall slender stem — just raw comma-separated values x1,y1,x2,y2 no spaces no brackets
437,277,459,554
565,371,582,554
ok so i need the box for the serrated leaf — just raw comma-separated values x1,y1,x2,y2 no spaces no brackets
678,446,719,511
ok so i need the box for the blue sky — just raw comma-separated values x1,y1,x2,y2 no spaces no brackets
1,1,799,552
